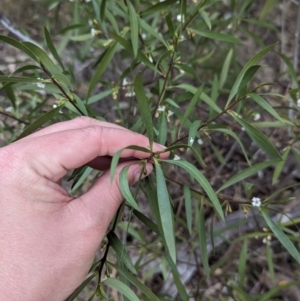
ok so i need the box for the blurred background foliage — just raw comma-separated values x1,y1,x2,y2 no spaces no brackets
1,0,300,300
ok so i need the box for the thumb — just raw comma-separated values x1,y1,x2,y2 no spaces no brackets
70,161,153,230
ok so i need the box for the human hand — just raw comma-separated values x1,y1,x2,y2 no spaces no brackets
0,117,168,301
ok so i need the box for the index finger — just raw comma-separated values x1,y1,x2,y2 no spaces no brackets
20,125,169,181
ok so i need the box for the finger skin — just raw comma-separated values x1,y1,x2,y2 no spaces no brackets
6,124,169,181
0,118,169,301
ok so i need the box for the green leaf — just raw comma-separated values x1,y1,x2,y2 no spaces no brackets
22,42,61,75
198,202,210,276
227,43,276,106
139,18,168,48
278,53,298,88
133,210,159,234
44,27,65,71
272,146,290,184
107,231,137,275
134,72,154,148
188,120,201,147
266,243,275,284
175,83,222,113
154,159,176,263
220,48,233,89
110,145,151,183
0,75,44,83
200,10,211,30
71,166,93,192
127,1,139,58
165,255,189,301
100,0,107,22
158,113,167,145
262,211,300,264
141,0,177,16
208,125,251,165
250,93,284,123
103,278,140,301
87,42,118,99
217,160,280,192
164,159,224,221
259,0,279,20
231,113,282,160
183,185,192,234
181,84,204,130
15,105,64,140
192,28,242,44
66,273,96,301
119,165,140,211
238,238,248,286
0,71,16,110
107,262,161,301
0,34,37,61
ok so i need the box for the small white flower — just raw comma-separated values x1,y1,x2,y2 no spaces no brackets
85,0,91,2
197,138,203,145
297,99,300,107
125,91,135,97
157,105,166,112
88,19,93,26
254,113,261,121
37,82,45,89
241,127,245,131
176,14,185,22
52,104,57,108
189,137,194,145
141,33,147,39
5,106,13,112
167,110,174,117
122,77,128,86
251,197,261,207
91,28,96,37
173,155,180,161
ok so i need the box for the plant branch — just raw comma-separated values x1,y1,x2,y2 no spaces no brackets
97,203,123,283
168,95,246,147
0,110,30,125
40,64,85,116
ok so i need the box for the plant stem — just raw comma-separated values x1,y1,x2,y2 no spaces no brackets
0,110,30,125
97,203,123,283
169,96,246,146
40,64,85,116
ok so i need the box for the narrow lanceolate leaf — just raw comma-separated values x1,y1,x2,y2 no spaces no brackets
15,105,64,140
103,278,140,301
134,72,154,148
198,202,210,276
182,84,204,128
66,273,96,301
164,160,224,221
107,263,160,301
227,43,276,106
217,160,279,192
0,75,44,84
183,185,192,234
127,1,139,58
0,35,37,61
220,48,233,88
22,42,61,75
188,120,201,147
192,28,242,44
262,211,300,264
230,113,282,160
165,255,189,301
110,145,151,183
87,42,118,99
44,27,65,71
107,232,137,275
238,238,248,286
272,146,290,184
250,93,284,123
119,165,140,211
154,159,176,263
